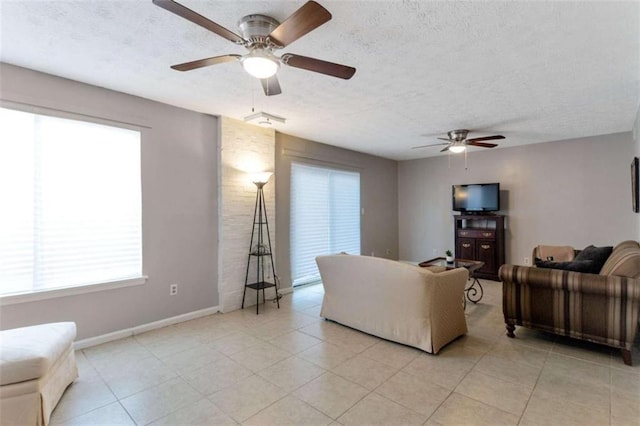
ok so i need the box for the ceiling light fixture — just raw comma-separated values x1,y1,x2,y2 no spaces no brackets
242,49,279,79
449,144,466,154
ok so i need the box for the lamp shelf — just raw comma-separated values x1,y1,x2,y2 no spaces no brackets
249,252,272,256
246,281,276,291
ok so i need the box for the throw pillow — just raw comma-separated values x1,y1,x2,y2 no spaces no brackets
573,245,613,273
535,259,595,273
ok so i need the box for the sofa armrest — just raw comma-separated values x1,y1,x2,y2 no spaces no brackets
428,268,469,353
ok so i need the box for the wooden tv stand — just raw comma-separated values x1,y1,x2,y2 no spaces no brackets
454,214,505,281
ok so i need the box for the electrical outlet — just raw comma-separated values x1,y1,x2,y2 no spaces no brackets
524,257,530,266
170,284,178,296
432,249,437,255
385,248,392,255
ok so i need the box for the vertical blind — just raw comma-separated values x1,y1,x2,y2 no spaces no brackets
0,107,142,296
290,163,360,286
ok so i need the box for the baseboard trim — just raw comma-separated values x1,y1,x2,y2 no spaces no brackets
74,305,220,350
76,288,296,349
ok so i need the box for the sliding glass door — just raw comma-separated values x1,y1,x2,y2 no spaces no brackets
290,163,360,286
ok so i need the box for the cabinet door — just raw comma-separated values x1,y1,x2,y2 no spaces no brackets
476,240,496,274
457,238,475,260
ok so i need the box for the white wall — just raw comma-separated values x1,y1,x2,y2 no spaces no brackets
0,63,219,339
219,118,276,312
398,132,635,267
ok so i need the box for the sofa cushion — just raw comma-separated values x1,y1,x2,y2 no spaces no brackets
535,259,595,273
533,245,575,262
599,247,640,278
0,322,76,386
573,245,613,273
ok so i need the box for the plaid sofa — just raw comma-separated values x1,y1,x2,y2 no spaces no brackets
499,241,640,366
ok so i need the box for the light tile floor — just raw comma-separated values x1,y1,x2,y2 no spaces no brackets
52,280,640,426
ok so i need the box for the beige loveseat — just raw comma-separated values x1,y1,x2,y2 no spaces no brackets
316,255,469,354
500,241,640,365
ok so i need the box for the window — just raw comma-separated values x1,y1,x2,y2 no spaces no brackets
0,107,142,298
290,163,360,286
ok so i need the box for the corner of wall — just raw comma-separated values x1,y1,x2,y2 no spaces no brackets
634,103,640,153
633,103,640,239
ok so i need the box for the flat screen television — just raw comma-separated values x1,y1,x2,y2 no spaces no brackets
452,183,500,213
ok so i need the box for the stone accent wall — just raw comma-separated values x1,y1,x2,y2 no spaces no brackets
220,117,276,312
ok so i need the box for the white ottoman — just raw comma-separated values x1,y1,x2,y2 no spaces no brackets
0,322,78,426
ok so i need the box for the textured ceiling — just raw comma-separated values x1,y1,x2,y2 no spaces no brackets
1,0,639,160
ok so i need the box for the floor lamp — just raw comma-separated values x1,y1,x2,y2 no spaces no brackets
241,172,280,314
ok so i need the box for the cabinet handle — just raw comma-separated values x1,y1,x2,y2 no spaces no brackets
462,243,471,248
483,232,492,237
480,244,491,250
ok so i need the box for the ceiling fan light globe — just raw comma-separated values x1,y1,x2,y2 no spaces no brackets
449,145,466,153
242,52,279,79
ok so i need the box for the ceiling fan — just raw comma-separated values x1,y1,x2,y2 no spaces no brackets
412,129,505,153
152,0,356,96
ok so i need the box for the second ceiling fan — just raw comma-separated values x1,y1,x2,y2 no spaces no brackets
413,129,505,153
153,0,356,96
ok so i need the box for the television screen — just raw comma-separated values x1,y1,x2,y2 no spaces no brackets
452,183,500,212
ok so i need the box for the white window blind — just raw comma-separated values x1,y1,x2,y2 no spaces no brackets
0,107,142,297
290,163,360,286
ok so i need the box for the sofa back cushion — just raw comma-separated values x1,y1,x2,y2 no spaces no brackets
600,246,640,278
533,245,575,262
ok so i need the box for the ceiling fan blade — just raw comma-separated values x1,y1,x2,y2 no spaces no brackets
171,54,241,71
153,0,244,44
437,138,451,141
411,143,450,149
466,141,498,148
466,135,505,143
282,54,356,79
268,1,331,47
440,146,451,152
261,75,282,96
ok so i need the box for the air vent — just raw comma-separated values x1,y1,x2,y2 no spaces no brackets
244,111,286,126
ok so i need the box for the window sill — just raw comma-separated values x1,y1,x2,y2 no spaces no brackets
0,276,148,306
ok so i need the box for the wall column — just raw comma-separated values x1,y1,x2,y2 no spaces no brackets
219,117,276,312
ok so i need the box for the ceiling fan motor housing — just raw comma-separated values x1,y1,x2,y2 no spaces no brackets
448,129,470,142
238,14,280,48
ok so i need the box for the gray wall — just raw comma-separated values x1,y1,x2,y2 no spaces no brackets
0,63,219,339
275,132,399,290
398,132,635,267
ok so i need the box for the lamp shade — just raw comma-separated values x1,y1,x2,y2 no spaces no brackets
242,50,278,79
449,144,466,153
251,172,273,185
